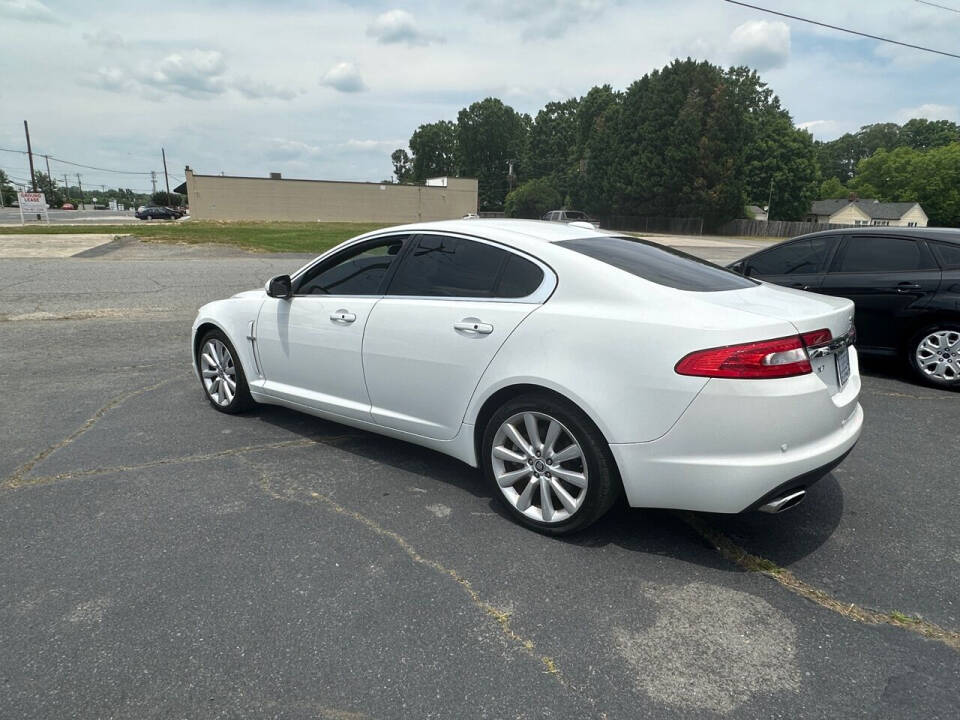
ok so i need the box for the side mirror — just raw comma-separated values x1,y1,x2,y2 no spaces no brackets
266,274,292,298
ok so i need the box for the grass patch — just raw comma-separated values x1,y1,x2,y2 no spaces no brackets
0,221,389,254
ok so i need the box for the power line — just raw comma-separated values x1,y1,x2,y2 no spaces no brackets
0,147,154,175
915,0,960,14
722,0,960,59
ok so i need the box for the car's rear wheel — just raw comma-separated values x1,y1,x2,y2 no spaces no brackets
197,330,254,413
481,393,621,535
908,323,960,390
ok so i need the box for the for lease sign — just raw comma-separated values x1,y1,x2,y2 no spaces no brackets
17,191,47,213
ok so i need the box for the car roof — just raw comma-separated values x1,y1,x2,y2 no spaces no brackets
796,226,960,245
365,218,609,247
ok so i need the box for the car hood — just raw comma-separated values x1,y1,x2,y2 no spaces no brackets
705,281,855,339
231,289,265,300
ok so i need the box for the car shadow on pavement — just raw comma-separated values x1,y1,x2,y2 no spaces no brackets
249,403,844,572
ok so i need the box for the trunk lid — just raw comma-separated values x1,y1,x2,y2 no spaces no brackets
705,282,855,339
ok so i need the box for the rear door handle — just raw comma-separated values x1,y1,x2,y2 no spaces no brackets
896,282,920,293
330,310,356,323
454,319,493,335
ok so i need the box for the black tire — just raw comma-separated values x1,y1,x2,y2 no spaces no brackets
907,322,960,390
196,329,255,413
481,392,622,535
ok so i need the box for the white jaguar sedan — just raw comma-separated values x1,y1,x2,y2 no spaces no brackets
192,220,862,534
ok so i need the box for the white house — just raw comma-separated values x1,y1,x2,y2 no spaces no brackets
807,198,928,227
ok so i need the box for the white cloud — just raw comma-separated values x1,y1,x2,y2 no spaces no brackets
729,20,790,71
90,67,134,93
0,0,62,24
482,0,608,38
896,103,958,123
82,28,125,48
321,61,367,93
142,50,228,97
264,138,326,161
343,139,406,152
367,9,438,46
232,76,299,101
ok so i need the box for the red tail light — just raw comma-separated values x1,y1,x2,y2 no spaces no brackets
675,329,833,379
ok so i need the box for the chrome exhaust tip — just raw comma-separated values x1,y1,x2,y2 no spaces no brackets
758,489,806,514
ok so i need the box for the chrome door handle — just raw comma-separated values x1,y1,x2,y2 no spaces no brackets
330,310,356,323
454,319,493,335
896,283,920,293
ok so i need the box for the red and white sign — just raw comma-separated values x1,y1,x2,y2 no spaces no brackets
17,191,50,224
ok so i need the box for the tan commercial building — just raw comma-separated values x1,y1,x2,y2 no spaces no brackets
183,168,478,223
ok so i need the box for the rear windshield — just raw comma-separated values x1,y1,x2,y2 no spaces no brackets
557,236,757,292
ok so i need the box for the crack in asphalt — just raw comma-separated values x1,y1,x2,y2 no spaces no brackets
1,374,184,490
864,389,955,401
679,512,960,652
248,456,570,690
2,438,325,491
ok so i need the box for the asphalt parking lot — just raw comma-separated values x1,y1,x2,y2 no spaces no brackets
0,207,139,226
1,235,958,719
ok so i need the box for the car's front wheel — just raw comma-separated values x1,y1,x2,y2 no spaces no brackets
481,393,621,535
908,323,960,390
197,330,254,413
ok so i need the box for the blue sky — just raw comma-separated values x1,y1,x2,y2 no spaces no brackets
1,0,958,192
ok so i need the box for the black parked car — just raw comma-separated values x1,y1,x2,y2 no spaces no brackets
730,227,960,389
136,206,179,221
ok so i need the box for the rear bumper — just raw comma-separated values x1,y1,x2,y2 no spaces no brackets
610,349,863,513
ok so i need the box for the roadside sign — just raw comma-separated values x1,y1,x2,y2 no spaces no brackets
17,191,50,224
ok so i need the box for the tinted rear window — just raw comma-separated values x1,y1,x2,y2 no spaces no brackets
931,241,960,268
557,236,757,291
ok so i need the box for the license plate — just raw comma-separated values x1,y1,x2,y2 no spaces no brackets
836,347,850,388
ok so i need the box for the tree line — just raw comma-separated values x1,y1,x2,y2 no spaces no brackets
391,58,960,227
0,169,154,208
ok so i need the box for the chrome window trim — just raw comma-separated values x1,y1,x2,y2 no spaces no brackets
290,230,557,305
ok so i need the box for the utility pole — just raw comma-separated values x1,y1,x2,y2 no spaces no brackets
63,174,69,201
76,174,85,210
161,147,172,206
150,170,157,195
23,121,37,191
766,176,774,221
44,154,52,180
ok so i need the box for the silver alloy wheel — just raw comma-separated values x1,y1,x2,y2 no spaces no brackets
491,411,588,524
199,338,238,406
915,330,960,383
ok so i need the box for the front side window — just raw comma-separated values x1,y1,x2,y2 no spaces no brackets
746,236,833,276
558,236,756,291
296,236,406,295
388,234,544,298
835,235,936,273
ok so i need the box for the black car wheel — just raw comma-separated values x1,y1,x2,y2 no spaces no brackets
908,323,960,390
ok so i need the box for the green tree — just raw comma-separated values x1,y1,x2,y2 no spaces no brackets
390,148,412,182
732,67,819,220
151,191,182,206
524,98,580,198
852,143,960,227
408,120,457,182
0,169,16,206
818,176,848,199
32,171,64,207
456,99,530,210
504,177,562,218
899,118,960,150
569,84,622,215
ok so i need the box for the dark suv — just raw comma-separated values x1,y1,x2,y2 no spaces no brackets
730,227,960,389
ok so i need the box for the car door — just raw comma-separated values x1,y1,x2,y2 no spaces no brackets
362,233,553,440
819,234,941,352
740,234,838,291
254,235,409,420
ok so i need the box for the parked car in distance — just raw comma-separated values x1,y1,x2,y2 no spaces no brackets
192,219,861,534
136,206,179,221
730,227,960,389
60,203,76,210
542,209,601,229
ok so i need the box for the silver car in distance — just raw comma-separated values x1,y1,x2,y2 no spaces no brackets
192,220,862,534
